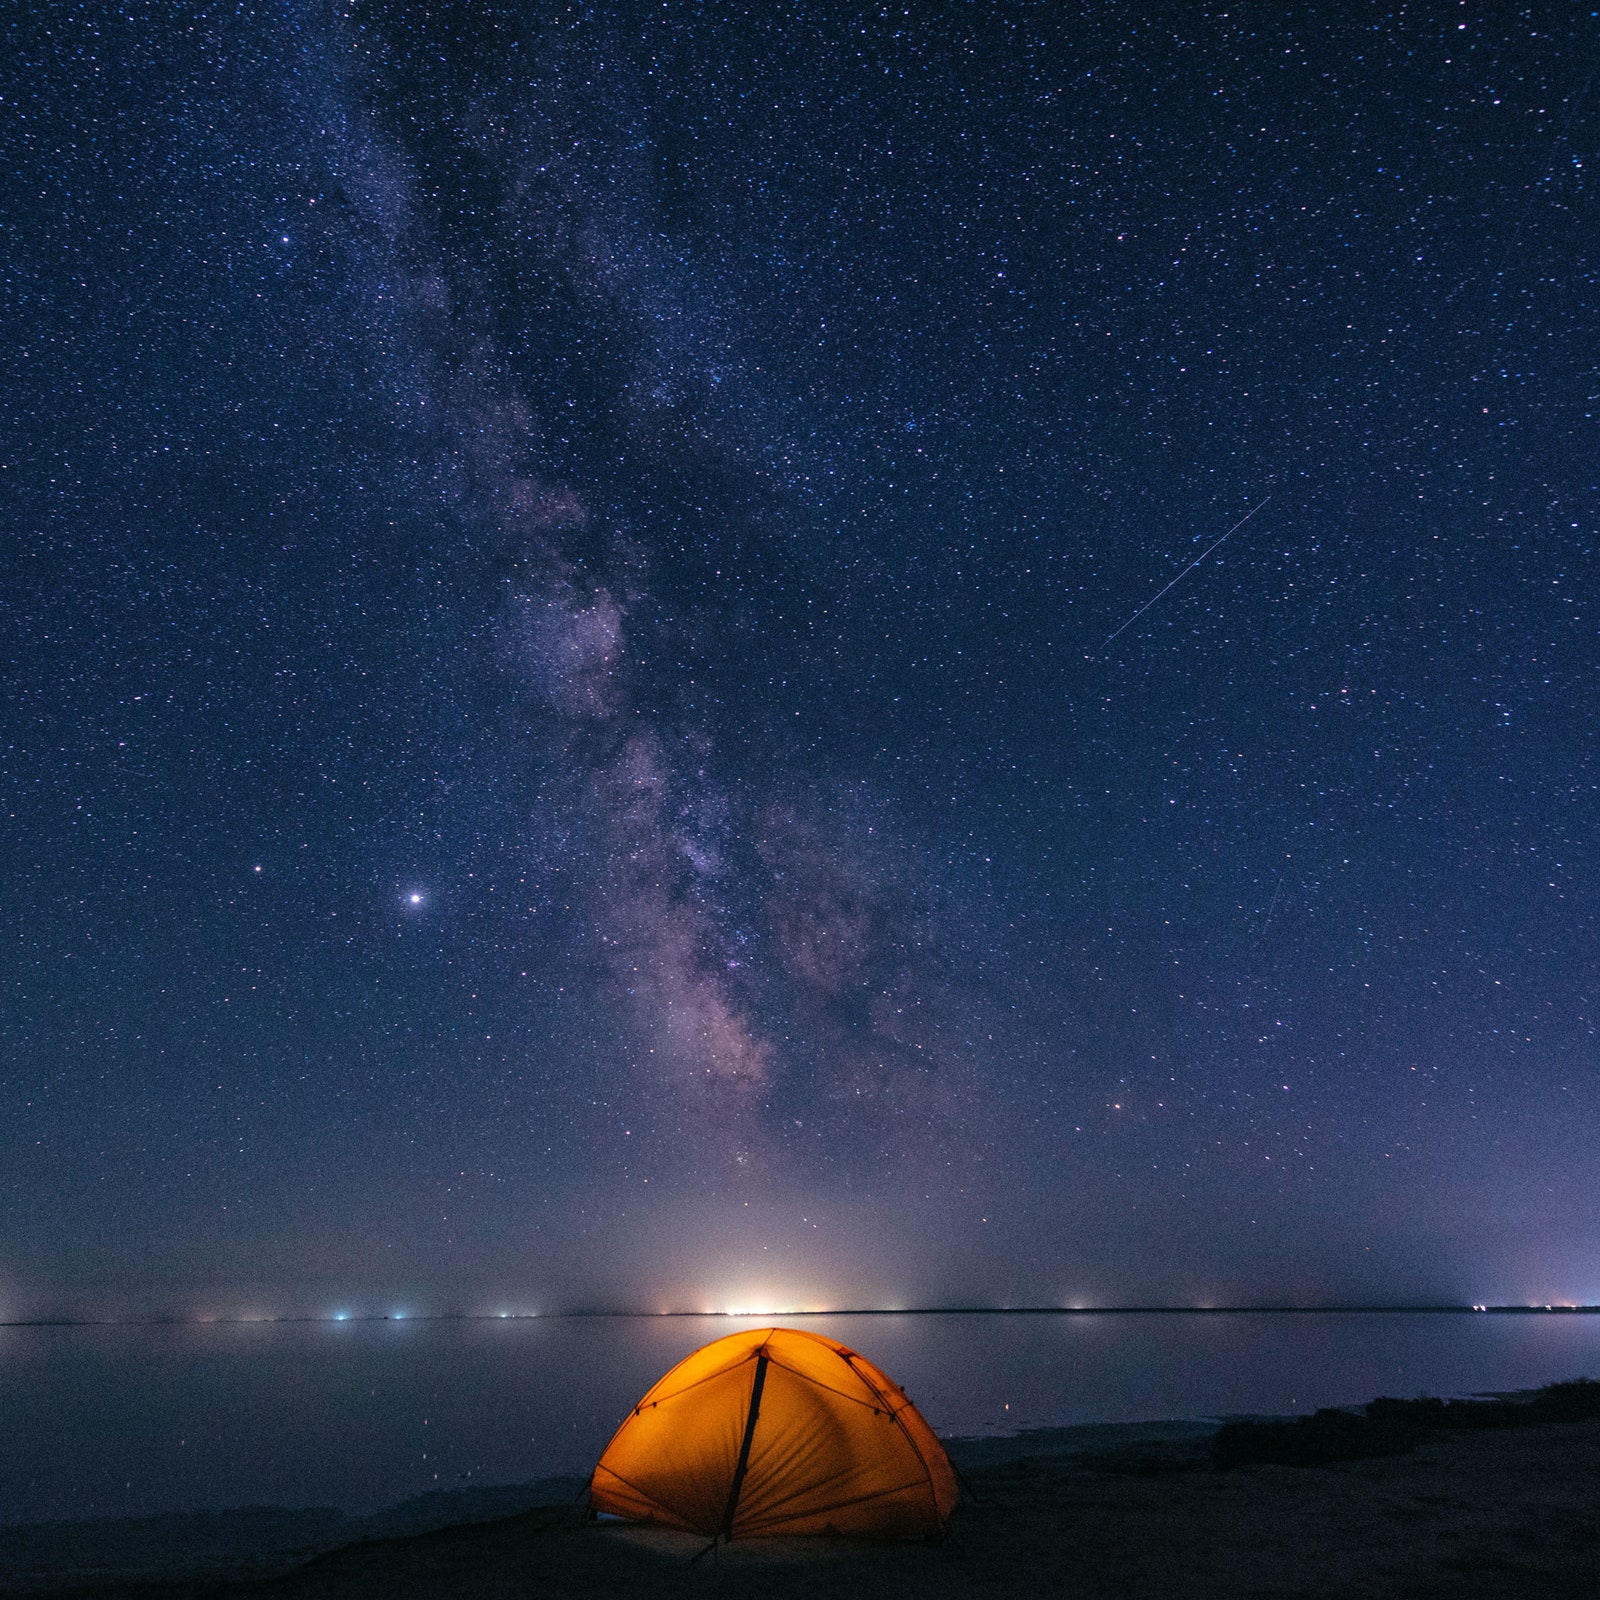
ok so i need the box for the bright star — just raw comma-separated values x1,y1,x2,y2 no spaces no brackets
407,893,423,905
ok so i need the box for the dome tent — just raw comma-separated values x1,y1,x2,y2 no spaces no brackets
589,1326,960,1542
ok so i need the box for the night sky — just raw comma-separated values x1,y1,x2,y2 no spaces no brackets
5,3,1598,1318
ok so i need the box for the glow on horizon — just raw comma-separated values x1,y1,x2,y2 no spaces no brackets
720,1300,838,1318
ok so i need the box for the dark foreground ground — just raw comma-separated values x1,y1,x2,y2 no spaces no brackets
8,1417,1600,1599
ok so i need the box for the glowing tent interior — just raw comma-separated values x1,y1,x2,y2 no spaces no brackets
589,1326,961,1541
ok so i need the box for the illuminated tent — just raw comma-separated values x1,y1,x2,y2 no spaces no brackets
589,1326,960,1541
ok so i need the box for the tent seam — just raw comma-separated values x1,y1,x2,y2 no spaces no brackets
759,1356,897,1413
590,1464,705,1529
842,1354,945,1520
631,1348,763,1409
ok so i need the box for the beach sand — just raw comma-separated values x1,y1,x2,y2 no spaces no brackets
7,1416,1599,1597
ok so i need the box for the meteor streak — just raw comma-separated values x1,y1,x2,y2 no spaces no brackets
1103,496,1272,646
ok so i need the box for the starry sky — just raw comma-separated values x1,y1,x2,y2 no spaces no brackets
4,2,1598,1317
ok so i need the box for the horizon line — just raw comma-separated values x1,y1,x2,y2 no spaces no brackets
4,1302,1598,1327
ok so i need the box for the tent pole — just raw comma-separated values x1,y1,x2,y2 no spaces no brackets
718,1352,770,1542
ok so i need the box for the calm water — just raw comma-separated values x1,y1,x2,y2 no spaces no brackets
5,1312,1599,1526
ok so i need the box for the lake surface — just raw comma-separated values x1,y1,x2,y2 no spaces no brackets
5,1311,1600,1526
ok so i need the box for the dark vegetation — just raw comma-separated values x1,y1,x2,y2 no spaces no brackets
1212,1377,1600,1469
1212,1407,1428,1469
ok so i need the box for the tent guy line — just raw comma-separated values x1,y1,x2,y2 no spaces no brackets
1102,496,1272,647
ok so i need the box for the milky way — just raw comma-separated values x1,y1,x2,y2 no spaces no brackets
317,7,976,1183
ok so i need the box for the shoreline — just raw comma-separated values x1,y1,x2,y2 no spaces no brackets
7,1390,1600,1596
1,1418,1221,1594
0,1427,1216,1587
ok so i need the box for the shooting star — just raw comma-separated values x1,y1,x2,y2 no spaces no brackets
1258,870,1285,942
1103,497,1272,647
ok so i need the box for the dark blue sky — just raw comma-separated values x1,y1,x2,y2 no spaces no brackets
4,2,1598,1316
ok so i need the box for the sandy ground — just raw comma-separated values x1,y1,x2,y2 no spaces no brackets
8,1418,1600,1598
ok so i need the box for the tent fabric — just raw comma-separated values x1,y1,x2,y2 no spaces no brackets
589,1326,960,1540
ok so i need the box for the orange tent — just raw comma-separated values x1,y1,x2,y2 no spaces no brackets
589,1326,960,1541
